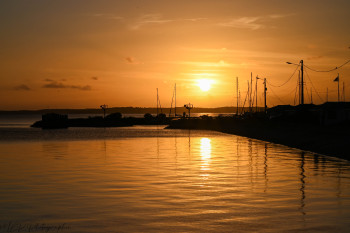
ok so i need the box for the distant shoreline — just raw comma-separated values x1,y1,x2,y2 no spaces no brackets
0,106,260,115
5,105,349,161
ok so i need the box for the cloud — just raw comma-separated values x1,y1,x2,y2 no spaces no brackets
129,14,206,30
71,85,92,91
93,13,206,30
14,84,31,91
125,57,135,63
43,81,66,89
130,14,173,30
218,17,264,30
268,13,295,19
44,78,54,82
160,60,234,67
218,14,293,30
181,47,297,62
91,76,98,80
42,81,92,91
181,73,219,77
183,18,207,22
125,57,141,64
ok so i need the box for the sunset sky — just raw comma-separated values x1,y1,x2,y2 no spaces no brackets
0,0,349,110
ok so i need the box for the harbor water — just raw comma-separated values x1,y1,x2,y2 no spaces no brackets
0,117,349,232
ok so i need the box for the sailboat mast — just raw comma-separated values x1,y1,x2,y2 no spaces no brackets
236,77,238,116
255,76,258,112
338,73,340,102
175,83,176,116
239,90,241,113
264,78,267,114
250,72,253,112
157,88,159,116
311,88,313,104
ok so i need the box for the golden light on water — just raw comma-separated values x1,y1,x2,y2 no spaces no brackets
200,138,212,159
1,129,350,231
200,138,212,176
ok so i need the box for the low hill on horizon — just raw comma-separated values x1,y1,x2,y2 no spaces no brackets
0,106,263,115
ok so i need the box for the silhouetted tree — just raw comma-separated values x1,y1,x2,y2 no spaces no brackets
144,113,153,119
157,113,166,120
200,115,212,120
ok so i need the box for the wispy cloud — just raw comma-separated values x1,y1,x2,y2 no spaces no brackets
218,17,263,30
183,18,207,22
269,13,295,19
181,47,299,62
160,60,234,67
130,14,173,30
92,12,206,30
42,81,66,89
129,14,206,30
91,76,98,80
42,81,92,91
125,57,135,63
70,85,92,91
218,14,293,30
14,84,31,91
181,73,219,77
125,56,142,64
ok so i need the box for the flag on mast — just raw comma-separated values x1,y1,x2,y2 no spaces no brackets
334,75,339,82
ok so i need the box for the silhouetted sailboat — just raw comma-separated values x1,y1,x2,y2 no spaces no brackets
169,83,181,117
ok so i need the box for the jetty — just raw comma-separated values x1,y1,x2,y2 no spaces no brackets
29,102,350,160
167,102,350,160
31,112,170,129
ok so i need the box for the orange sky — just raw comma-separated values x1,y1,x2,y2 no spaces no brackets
0,0,349,110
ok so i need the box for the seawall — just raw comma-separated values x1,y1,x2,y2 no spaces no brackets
167,117,350,161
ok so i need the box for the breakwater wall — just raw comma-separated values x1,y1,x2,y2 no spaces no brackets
167,117,350,160
31,115,171,129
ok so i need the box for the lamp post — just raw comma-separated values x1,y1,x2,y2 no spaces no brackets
184,103,193,118
287,60,303,105
100,104,108,118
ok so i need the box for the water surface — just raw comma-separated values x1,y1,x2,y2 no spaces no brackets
0,126,349,232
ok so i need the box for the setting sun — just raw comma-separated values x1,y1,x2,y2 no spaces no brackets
197,79,213,92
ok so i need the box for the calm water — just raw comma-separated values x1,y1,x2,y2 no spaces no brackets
0,113,232,128
0,123,350,232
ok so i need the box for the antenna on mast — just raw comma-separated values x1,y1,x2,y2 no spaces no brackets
169,84,176,117
100,104,108,118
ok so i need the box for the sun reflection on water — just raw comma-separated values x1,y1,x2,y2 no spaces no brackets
200,138,211,159
1,130,350,232
200,138,212,176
